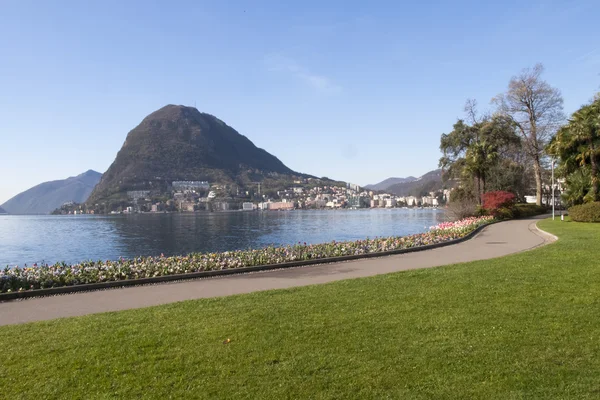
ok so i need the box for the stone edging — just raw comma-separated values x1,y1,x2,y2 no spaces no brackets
0,222,496,301
532,220,559,242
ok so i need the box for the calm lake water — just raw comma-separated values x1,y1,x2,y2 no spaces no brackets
0,209,446,266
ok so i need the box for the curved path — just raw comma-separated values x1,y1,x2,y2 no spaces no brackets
0,216,555,326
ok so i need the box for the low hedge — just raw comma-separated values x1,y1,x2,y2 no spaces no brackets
568,202,600,222
482,204,547,220
514,204,547,218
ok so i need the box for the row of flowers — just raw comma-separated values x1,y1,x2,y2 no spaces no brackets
430,216,495,233
1,216,494,294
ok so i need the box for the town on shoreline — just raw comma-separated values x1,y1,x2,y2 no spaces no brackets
53,180,450,215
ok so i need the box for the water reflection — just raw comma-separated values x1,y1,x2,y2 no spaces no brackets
0,209,446,266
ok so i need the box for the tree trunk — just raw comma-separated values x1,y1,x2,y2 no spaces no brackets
590,138,599,201
475,175,482,205
533,158,543,206
479,174,486,207
481,174,486,197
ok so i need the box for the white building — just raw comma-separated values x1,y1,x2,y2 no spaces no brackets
405,196,418,206
127,190,150,200
347,183,361,192
172,181,210,191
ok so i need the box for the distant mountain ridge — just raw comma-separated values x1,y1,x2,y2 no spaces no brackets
364,176,417,191
0,206,6,214
87,105,317,206
1,170,102,215
386,169,445,196
365,169,449,197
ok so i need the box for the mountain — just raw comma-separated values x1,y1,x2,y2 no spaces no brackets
0,206,7,214
365,169,452,197
364,176,417,191
1,170,102,215
87,105,313,206
386,169,448,196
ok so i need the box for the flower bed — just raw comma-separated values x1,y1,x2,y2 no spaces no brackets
1,216,494,294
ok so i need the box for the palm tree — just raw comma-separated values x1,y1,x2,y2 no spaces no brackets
561,169,592,206
572,99,600,201
550,97,600,202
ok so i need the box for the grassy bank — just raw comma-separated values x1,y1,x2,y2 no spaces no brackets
2,218,600,399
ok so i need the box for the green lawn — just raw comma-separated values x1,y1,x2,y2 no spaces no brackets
2,219,600,399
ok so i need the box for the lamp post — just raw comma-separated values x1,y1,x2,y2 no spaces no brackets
551,157,555,220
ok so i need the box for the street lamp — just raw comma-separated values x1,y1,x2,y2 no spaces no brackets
551,157,555,220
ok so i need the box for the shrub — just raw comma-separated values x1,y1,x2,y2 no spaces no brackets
568,202,600,222
446,198,478,220
494,207,515,220
513,204,547,218
482,191,516,212
446,188,478,220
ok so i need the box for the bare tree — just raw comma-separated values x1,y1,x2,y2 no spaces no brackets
464,98,481,124
493,63,565,205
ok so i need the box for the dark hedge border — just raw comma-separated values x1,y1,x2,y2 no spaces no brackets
0,222,496,301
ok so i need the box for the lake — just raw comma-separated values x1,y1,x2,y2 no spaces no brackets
0,209,446,266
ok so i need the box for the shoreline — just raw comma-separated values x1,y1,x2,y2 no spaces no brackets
1,208,448,268
2,207,445,217
56,206,444,216
0,217,493,300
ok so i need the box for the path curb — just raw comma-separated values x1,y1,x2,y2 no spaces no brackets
533,220,559,242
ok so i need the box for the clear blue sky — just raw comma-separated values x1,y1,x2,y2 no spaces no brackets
1,0,599,203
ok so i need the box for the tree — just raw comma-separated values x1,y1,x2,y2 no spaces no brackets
569,97,600,200
561,169,591,206
493,63,565,206
547,95,600,203
485,160,530,201
440,100,519,204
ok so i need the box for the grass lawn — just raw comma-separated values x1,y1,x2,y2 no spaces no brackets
2,218,600,399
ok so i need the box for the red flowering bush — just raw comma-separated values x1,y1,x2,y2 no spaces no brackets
482,191,516,218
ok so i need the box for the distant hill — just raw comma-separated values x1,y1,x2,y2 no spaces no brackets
366,169,452,197
1,170,102,215
386,169,449,196
364,176,417,191
87,105,319,207
0,206,6,214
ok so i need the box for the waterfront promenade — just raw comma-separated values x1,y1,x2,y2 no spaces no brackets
0,216,555,326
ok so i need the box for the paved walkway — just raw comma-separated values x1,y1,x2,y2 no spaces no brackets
0,217,555,326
